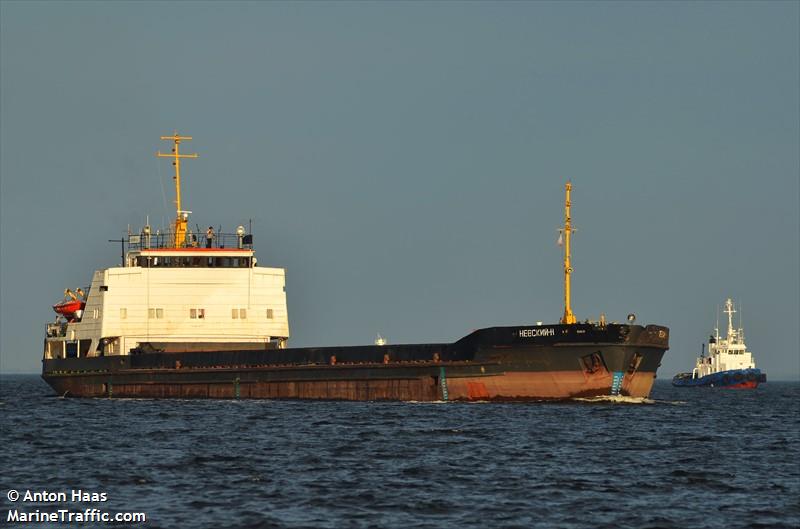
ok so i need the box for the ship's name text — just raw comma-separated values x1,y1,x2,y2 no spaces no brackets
518,328,556,338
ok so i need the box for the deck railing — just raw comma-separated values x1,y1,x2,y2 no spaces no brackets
126,231,253,251
46,322,68,338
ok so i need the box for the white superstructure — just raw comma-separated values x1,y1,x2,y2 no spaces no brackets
43,133,290,360
692,298,756,378
44,247,289,360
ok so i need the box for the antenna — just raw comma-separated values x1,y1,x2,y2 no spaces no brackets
560,181,576,324
156,132,198,247
739,300,743,328
739,300,744,342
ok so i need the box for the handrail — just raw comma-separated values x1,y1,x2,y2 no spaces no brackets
46,322,68,338
126,231,253,251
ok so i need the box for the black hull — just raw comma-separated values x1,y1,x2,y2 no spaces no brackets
42,323,669,400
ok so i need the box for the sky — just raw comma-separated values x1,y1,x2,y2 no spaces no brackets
1,1,798,379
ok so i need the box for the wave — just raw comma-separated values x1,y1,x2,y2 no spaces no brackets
572,395,660,405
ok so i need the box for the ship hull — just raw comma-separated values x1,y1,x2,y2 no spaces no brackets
671,368,765,389
42,323,669,401
42,367,662,401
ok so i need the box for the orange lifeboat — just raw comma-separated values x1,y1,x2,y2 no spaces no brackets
53,289,86,321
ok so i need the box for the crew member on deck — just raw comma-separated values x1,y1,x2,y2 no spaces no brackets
206,226,215,248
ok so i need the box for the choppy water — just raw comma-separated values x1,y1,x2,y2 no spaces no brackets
1,375,798,529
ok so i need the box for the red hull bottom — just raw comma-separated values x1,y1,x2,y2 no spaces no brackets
724,381,759,389
446,370,656,400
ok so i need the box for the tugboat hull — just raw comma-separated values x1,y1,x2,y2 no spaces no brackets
672,368,765,389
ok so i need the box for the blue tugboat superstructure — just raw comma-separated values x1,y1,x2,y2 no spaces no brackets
673,298,766,389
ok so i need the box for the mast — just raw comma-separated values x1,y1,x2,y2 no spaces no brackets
724,298,736,342
560,181,576,324
156,132,198,247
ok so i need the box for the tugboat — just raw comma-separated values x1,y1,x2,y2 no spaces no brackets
672,298,766,389
41,134,669,400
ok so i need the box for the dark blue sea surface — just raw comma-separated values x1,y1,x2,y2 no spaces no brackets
1,376,798,529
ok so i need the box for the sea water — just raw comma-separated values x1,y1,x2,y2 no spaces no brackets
1,376,798,529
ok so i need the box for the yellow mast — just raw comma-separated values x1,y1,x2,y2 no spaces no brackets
156,132,198,247
560,181,577,324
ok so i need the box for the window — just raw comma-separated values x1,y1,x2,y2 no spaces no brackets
190,308,205,319
120,308,127,319
266,308,274,319
136,255,252,268
148,308,164,319
92,309,100,319
239,308,247,319
232,308,247,319
231,308,238,319
211,257,251,268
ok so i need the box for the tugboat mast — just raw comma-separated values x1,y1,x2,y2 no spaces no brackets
724,298,737,342
560,181,577,324
156,132,198,247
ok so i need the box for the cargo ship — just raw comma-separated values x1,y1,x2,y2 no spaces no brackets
672,298,766,389
41,134,669,401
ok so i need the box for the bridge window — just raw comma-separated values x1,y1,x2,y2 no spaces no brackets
148,308,164,319
215,257,248,268
266,308,274,319
190,308,206,319
134,255,252,268
120,308,127,319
